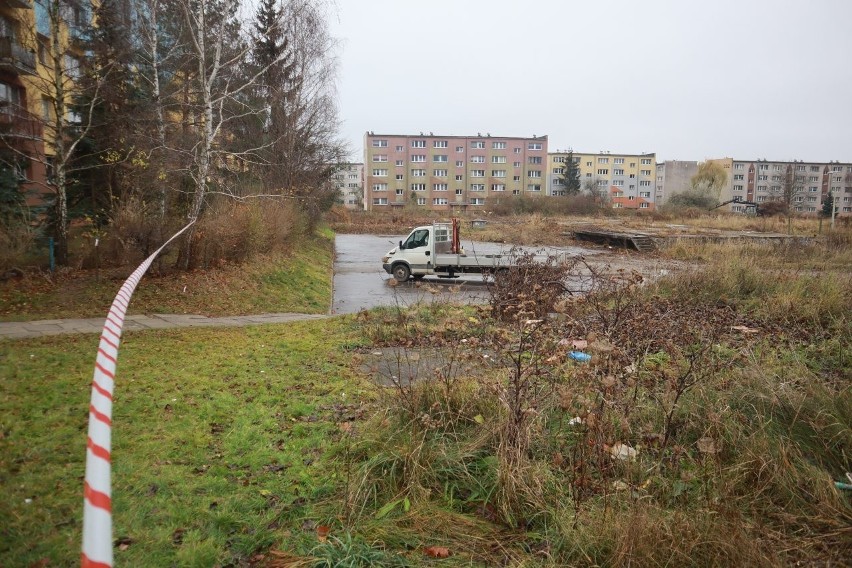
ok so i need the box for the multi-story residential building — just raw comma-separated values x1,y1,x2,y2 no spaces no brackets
548,150,656,210
709,158,852,216
654,160,699,205
1,0,93,205
332,163,364,210
1,0,47,203
363,132,548,211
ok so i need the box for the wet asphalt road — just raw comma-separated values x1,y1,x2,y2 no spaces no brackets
331,234,600,314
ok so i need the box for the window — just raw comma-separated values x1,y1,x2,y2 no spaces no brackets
640,202,649,209
395,174,403,180
470,198,485,205
411,169,426,177
641,158,652,165
734,164,744,170
513,147,522,154
639,191,651,198
639,180,651,187
808,176,819,182
491,183,505,191
810,165,819,172
492,156,506,163
433,183,448,191
455,189,463,195
553,167,564,174
513,175,521,181
433,155,448,162
455,146,464,152
372,139,388,147
373,198,387,205
411,183,426,191
757,185,767,191
0,82,21,115
372,169,388,177
640,170,651,176
597,169,608,175
470,184,485,191
613,168,624,175
471,141,485,149
411,155,426,162
433,169,447,177
528,156,542,164
614,158,624,164
372,183,387,191
758,175,768,180
471,169,485,177
528,170,541,178
396,145,404,152
455,175,463,181
598,157,609,164
512,189,520,195
417,198,426,205
471,155,485,163
513,161,522,168
586,161,592,167
553,179,563,186
492,141,506,149
759,164,769,170
527,184,541,191
734,174,744,180
412,140,425,148
734,185,744,191
491,170,506,177
372,155,387,162
434,140,448,148
772,175,782,181
612,180,624,187
528,142,542,150
395,160,404,167
455,160,464,167
64,55,81,81
796,165,805,171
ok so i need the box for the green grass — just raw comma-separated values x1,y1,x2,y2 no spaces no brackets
0,232,334,321
0,318,370,566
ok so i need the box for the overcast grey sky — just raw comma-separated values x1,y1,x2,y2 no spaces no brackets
327,0,852,163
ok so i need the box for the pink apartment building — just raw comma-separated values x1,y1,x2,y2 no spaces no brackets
363,132,548,212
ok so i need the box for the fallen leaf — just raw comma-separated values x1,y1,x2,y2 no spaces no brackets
697,437,720,454
424,546,451,558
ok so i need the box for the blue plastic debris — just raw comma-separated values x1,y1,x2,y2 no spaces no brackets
568,351,592,362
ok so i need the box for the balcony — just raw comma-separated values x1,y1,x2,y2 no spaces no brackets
0,104,44,142
0,37,36,75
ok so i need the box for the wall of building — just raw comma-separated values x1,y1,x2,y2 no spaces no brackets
363,133,548,211
548,151,656,209
655,160,700,205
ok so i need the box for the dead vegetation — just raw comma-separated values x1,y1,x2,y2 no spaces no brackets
335,242,851,566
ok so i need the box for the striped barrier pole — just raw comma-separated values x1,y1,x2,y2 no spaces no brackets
81,222,194,568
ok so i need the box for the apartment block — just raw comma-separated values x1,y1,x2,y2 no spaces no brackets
332,163,364,210
710,158,852,216
1,0,93,204
1,0,46,203
363,132,548,211
548,150,656,210
655,160,699,205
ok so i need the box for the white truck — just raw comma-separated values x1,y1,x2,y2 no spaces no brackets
382,219,518,282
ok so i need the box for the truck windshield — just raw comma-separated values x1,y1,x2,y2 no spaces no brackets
402,229,429,249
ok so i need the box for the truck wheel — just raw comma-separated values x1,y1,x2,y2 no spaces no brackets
494,267,509,285
392,264,411,282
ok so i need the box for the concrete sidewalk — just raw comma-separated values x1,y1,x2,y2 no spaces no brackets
0,313,330,340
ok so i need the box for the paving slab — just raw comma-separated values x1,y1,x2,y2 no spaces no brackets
0,312,331,340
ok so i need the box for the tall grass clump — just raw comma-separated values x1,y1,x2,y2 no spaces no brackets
345,249,851,565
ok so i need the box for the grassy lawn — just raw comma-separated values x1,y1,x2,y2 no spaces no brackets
0,231,334,322
0,318,371,567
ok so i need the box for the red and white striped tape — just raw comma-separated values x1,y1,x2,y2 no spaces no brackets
82,222,194,568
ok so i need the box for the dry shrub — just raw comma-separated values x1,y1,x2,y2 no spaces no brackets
97,198,173,267
190,200,299,268
0,222,35,271
488,195,599,216
489,250,579,320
